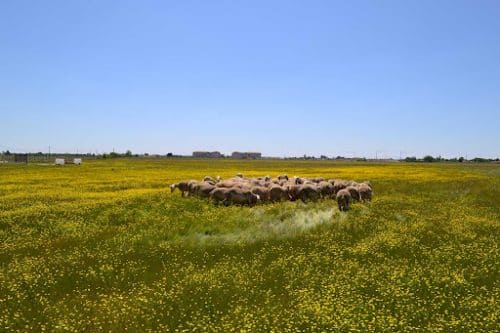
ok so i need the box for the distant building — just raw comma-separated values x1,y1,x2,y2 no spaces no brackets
192,151,223,158
231,152,262,159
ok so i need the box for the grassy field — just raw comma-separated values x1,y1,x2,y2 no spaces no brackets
0,159,498,332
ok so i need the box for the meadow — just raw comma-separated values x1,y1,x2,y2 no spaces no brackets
0,158,498,332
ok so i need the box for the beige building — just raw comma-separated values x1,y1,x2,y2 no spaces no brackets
231,152,262,159
192,151,223,158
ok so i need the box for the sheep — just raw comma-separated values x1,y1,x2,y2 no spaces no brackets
310,177,325,184
277,174,289,181
174,175,372,209
217,180,242,188
297,184,321,202
358,183,373,202
195,182,216,198
345,185,361,202
187,180,199,196
269,185,290,202
333,179,349,194
251,186,270,202
317,181,335,199
225,188,260,206
203,176,215,182
209,187,231,205
287,184,301,201
336,188,352,212
361,181,372,189
170,181,190,197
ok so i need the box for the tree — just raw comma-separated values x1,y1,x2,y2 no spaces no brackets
405,156,417,162
125,150,132,157
458,157,464,162
167,153,173,157
423,155,435,162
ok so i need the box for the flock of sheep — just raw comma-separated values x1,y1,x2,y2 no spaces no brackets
170,173,373,211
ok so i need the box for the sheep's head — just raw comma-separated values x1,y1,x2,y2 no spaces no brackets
170,184,176,193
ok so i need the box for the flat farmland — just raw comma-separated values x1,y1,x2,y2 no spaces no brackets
0,159,498,332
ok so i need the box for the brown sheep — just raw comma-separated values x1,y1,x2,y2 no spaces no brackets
358,183,373,202
287,184,301,201
250,179,267,187
317,181,335,199
345,185,361,202
336,188,352,212
226,188,260,206
297,184,321,202
262,180,273,188
209,187,231,205
278,179,289,186
187,180,199,196
251,186,270,202
361,181,372,189
293,176,303,185
170,181,190,197
195,182,216,198
277,174,289,181
310,177,325,183
217,180,244,188
269,185,290,202
333,179,349,194
328,179,338,185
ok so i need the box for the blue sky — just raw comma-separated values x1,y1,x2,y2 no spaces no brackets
1,0,499,158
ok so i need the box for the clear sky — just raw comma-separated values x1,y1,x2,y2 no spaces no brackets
1,0,499,158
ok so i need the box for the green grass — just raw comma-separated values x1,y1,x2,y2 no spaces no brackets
0,159,499,332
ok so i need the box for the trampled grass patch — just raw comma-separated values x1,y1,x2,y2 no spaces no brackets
0,159,499,332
